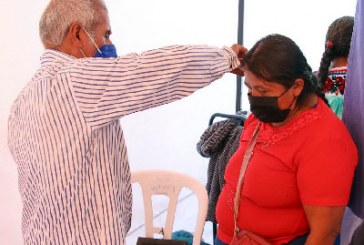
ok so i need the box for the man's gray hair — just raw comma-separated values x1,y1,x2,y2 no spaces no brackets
39,0,107,48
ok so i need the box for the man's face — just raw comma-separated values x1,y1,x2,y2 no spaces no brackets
82,9,113,57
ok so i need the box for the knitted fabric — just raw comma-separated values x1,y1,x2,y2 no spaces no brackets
196,119,243,222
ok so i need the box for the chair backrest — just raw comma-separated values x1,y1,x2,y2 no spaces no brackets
131,169,208,245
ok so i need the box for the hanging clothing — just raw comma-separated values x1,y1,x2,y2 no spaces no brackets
197,119,243,222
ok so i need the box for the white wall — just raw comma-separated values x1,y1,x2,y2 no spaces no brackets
0,0,356,244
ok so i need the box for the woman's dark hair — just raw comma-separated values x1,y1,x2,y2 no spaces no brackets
244,34,326,107
318,16,354,87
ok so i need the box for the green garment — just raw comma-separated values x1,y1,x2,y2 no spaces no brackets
326,94,344,119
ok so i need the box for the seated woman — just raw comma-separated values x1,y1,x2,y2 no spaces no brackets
215,34,358,245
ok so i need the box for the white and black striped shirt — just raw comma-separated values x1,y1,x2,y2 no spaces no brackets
8,45,239,245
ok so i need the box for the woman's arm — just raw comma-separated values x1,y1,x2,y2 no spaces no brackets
303,205,345,245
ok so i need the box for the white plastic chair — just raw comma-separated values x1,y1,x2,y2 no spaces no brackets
131,169,208,245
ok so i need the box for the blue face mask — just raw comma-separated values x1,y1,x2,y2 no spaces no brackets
82,28,118,58
94,44,118,58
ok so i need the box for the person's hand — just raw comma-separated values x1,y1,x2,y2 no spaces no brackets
230,44,248,76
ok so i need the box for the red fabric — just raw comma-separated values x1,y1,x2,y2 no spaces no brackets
215,99,358,245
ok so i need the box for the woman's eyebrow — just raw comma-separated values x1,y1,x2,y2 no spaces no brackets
244,81,267,90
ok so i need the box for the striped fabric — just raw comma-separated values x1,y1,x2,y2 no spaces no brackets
8,45,239,245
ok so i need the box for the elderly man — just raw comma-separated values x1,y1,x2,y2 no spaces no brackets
8,0,245,244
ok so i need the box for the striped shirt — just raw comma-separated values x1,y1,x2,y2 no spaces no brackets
8,45,239,245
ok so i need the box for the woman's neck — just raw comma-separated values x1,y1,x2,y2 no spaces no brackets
331,57,348,68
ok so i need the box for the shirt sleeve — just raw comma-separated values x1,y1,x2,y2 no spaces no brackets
296,124,358,206
67,45,239,128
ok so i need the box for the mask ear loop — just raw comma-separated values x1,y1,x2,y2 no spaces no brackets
79,49,86,58
280,86,297,110
82,27,103,55
288,95,297,110
278,86,291,98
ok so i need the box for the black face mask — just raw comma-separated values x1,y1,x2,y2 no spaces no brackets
248,88,296,123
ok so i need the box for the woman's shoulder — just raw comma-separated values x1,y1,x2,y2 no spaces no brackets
242,99,353,142
312,98,349,132
256,98,353,147
299,99,356,154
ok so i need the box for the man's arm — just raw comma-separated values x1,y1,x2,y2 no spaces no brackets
69,44,244,128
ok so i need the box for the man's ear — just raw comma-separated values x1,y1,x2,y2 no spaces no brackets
68,23,83,47
293,78,304,97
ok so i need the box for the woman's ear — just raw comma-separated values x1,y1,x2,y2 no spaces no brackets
293,78,304,97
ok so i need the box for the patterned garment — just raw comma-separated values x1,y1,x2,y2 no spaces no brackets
8,46,239,245
323,67,347,95
323,66,347,119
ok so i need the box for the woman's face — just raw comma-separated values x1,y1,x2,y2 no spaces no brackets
244,69,298,110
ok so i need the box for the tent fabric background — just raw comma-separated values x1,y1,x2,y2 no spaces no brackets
343,0,364,219
342,0,364,243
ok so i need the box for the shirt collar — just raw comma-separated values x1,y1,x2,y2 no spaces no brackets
40,49,76,67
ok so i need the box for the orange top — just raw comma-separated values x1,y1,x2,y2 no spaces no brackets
216,98,358,244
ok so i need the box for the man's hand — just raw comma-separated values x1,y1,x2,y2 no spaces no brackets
230,44,248,76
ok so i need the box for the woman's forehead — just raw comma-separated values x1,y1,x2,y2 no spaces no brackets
245,70,278,87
